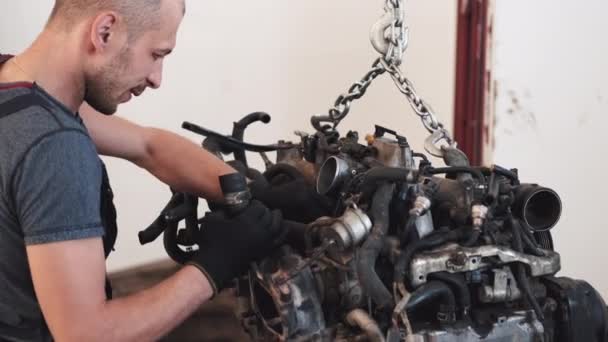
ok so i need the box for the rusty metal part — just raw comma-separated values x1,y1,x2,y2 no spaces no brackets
275,146,318,185
346,309,386,342
371,136,408,168
250,251,327,341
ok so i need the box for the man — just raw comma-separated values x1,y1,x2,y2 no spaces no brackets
0,0,285,340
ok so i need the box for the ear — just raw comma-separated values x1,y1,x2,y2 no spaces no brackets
89,12,122,54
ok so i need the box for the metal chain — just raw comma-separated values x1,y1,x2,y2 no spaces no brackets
379,59,454,145
312,0,455,149
325,59,387,130
384,0,408,66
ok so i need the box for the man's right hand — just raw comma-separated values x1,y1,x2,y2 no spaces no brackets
188,200,282,294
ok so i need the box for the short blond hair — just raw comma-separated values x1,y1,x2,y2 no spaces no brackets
48,0,164,41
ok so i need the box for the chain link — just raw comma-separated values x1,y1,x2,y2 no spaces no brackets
324,59,386,130
384,0,408,66
379,59,453,144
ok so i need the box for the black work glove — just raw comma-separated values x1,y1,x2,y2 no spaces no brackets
188,200,282,295
249,178,335,224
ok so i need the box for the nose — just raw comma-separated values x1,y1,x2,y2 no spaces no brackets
147,62,163,89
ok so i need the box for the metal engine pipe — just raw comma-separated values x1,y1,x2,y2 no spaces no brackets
513,184,562,231
317,156,351,195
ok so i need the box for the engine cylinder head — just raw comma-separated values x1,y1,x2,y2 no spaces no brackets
513,184,562,231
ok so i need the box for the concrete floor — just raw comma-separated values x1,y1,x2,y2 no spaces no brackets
109,260,252,342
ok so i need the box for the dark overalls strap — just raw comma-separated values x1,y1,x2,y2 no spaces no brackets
0,55,47,120
0,54,12,64
100,161,118,299
0,68,120,299
0,92,48,119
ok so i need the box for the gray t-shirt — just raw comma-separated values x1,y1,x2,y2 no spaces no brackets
0,81,105,341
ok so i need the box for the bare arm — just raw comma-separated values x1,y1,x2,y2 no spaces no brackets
27,238,213,342
80,103,234,202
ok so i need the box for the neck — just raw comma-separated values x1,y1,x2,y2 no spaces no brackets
14,28,86,113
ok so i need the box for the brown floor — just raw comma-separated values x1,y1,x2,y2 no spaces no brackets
108,260,252,342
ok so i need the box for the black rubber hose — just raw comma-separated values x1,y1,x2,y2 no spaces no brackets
400,215,417,245
517,220,545,257
361,167,412,189
425,167,485,181
519,222,541,249
233,112,271,137
226,160,268,186
263,163,305,183
428,272,471,317
311,115,333,133
163,194,200,264
232,112,271,167
478,165,519,184
406,281,456,313
163,220,195,264
357,183,396,310
394,228,465,283
139,192,183,245
461,229,481,247
182,121,293,152
412,152,429,164
246,167,268,186
510,218,545,321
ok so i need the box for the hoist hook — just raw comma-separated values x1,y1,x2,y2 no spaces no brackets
370,11,394,57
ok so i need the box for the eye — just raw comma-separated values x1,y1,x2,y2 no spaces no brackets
152,53,162,61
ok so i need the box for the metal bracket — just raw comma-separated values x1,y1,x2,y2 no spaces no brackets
409,243,561,287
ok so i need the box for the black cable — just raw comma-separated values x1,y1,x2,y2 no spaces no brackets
510,217,545,321
516,220,545,257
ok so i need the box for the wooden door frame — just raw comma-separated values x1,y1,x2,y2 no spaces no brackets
453,0,494,166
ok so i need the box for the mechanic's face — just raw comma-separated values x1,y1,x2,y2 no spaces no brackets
84,0,184,115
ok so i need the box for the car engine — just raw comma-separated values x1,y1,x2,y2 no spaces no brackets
139,112,608,342
138,2,608,339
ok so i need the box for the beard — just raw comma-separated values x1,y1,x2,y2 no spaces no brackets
84,46,132,115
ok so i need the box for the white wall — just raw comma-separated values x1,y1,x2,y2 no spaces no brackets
492,0,608,296
1,1,456,271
